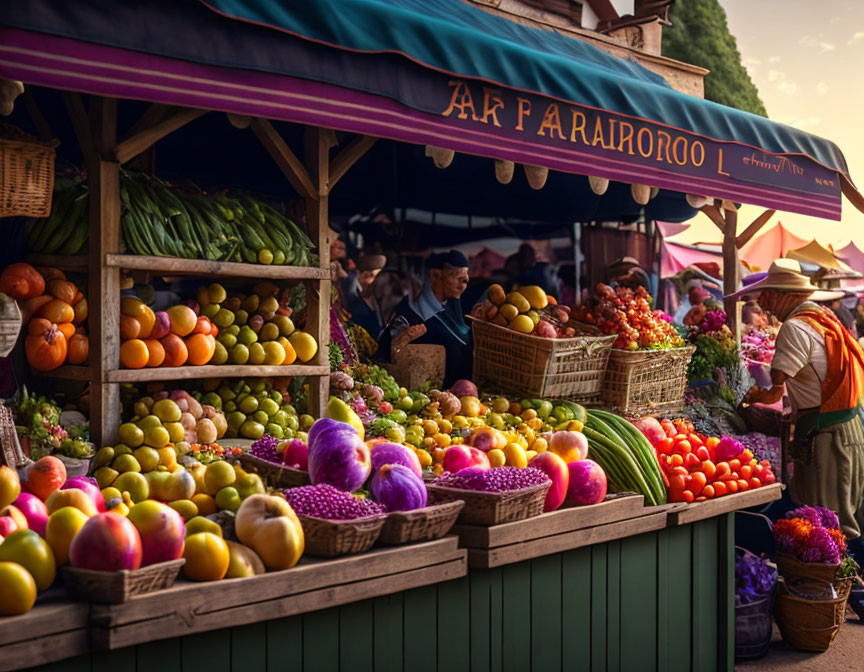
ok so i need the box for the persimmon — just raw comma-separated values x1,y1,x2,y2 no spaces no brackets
120,315,141,341
120,339,149,369
186,333,216,366
143,339,165,368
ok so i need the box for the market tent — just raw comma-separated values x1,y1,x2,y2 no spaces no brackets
785,239,853,272
835,242,864,273
737,222,808,271
657,222,691,238
660,240,723,278
1,0,862,221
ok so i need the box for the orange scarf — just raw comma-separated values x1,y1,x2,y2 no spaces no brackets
794,308,864,414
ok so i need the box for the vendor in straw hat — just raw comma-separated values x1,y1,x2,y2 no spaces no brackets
735,259,864,544
343,252,388,339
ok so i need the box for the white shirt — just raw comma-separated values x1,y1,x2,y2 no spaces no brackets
771,302,828,412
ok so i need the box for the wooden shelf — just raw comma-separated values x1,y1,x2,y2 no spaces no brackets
105,254,328,280
26,254,88,271
0,596,90,672
34,366,92,381
666,482,784,526
106,364,329,382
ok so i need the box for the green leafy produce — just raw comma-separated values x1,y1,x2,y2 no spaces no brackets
688,333,739,383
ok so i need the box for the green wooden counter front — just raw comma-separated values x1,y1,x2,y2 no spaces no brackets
26,514,734,672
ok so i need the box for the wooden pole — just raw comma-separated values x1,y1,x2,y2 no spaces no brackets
88,98,122,445
304,127,331,420
722,208,740,340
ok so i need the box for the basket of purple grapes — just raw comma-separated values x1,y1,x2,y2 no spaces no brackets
241,435,311,488
427,466,551,526
283,484,386,557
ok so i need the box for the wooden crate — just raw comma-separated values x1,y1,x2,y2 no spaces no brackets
666,483,784,526
602,346,695,418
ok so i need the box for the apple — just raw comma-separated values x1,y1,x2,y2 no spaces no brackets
528,452,570,512
214,487,242,512
235,494,304,571
185,516,223,538
0,529,56,591
45,488,98,517
0,465,21,509
0,505,28,537
61,477,106,512
13,493,48,536
127,500,185,566
68,512,143,571
45,506,90,565
443,445,490,474
549,430,589,463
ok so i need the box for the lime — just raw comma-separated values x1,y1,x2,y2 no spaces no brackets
238,395,259,414
260,398,279,417
229,344,249,365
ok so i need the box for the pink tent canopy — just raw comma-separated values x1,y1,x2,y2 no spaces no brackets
835,242,864,274
656,221,690,238
660,240,723,277
738,222,808,271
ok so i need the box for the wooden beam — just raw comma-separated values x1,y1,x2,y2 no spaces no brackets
425,145,455,169
722,208,740,340
735,209,775,249
63,92,97,167
588,175,609,195
22,89,54,141
524,164,549,189
495,160,515,184
699,204,726,234
631,183,651,205
252,118,318,200
114,107,205,164
329,135,378,190
304,127,332,420
121,103,171,142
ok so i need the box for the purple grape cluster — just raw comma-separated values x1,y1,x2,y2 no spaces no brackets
283,484,385,520
432,467,550,493
250,434,281,463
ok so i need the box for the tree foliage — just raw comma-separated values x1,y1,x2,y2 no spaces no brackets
662,0,767,117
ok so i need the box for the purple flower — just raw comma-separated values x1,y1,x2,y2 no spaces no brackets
788,506,840,531
801,527,843,564
735,550,777,605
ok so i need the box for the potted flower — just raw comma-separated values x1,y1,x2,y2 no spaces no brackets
773,506,846,583
734,548,777,659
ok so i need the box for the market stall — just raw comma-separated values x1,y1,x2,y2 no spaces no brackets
1,2,862,671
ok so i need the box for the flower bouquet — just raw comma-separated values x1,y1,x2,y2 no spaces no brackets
773,506,847,583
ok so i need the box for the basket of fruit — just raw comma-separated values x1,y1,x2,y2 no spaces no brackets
427,467,551,526
283,484,387,556
469,285,616,401
378,500,465,545
62,558,185,604
241,435,310,488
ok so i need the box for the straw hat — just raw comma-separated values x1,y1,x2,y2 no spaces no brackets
725,259,844,301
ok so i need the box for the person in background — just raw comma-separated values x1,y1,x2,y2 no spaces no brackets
830,293,858,339
381,251,472,388
740,260,864,552
683,287,711,327
742,300,768,328
343,253,387,340
606,256,640,286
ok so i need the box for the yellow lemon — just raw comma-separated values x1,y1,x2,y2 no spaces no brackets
509,315,534,334
487,449,506,467
289,331,318,363
503,443,528,468
0,561,37,615
183,532,229,581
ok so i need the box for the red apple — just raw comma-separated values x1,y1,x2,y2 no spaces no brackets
126,500,185,566
0,505,28,537
443,445,490,473
69,512,142,571
13,493,48,536
61,477,106,512
565,459,607,506
528,452,570,511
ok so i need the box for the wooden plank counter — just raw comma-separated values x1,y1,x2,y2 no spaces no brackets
667,483,783,526
0,596,90,672
89,536,466,651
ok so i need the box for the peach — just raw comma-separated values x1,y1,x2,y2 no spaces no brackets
528,452,570,512
127,500,185,566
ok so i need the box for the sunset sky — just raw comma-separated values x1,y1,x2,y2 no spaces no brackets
668,0,864,250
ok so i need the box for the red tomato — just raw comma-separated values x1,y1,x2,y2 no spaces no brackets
701,460,717,479
694,496,707,502
685,453,701,469
669,474,686,491
676,440,692,454
689,471,707,495
671,466,689,476
715,462,731,479
750,477,762,489
713,481,728,497
726,480,738,493
741,449,754,461
740,465,752,480
737,479,750,491
658,437,674,454
729,459,741,473
760,460,770,467
702,485,715,499
763,471,776,484
682,490,695,504
670,454,684,467
688,433,704,448
674,434,689,443
696,446,711,462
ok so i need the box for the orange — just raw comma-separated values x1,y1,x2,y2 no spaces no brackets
120,339,149,369
191,494,217,517
0,561,37,615
182,532,229,581
186,334,216,366
144,339,165,368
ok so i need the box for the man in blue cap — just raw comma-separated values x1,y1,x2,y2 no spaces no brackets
382,250,472,387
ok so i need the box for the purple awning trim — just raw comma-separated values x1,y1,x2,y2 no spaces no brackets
0,28,842,220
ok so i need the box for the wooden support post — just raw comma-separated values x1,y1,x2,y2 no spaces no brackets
735,210,775,249
252,118,318,201
304,127,331,420
722,208,741,341
329,135,377,190
114,107,206,164
699,204,726,234
88,98,122,445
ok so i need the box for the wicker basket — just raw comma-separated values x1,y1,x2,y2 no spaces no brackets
775,553,840,584
297,513,386,557
602,346,696,418
237,453,310,489
61,559,185,604
0,124,57,218
426,481,550,526
0,297,21,357
378,500,464,545
0,403,29,469
774,579,851,652
469,317,615,401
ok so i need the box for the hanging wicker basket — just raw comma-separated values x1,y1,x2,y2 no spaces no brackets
0,402,29,469
0,124,57,219
0,296,21,357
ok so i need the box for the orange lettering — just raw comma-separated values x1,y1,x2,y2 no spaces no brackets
516,98,532,131
591,117,611,149
691,141,705,167
570,109,588,144
717,148,730,176
656,131,673,163
672,137,688,166
618,121,635,154
637,128,653,158
441,80,479,120
481,88,504,127
537,104,565,139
